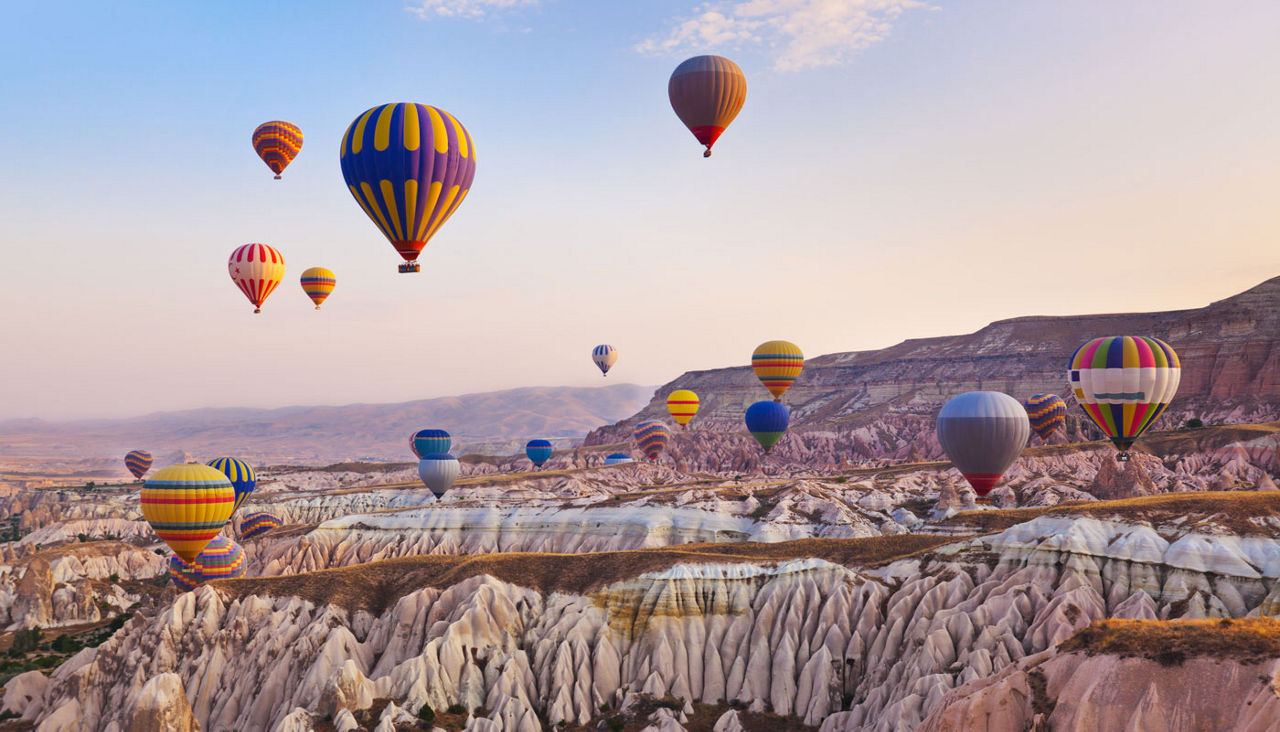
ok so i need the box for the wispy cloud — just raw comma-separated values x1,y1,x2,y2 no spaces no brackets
406,0,538,21
637,0,929,71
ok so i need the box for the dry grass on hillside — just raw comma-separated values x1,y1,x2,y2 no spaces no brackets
938,491,1280,534
218,534,953,615
1060,617,1280,666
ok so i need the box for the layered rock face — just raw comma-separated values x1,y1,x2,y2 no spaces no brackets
0,542,160,630
587,276,1280,469
14,511,1280,731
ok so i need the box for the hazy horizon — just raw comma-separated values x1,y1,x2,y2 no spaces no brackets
3,0,1278,421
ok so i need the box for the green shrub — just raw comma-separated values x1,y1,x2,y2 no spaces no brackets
446,703,467,715
417,703,435,723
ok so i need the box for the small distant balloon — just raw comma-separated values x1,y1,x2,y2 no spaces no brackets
240,511,282,540
125,450,152,480
668,55,747,158
526,439,553,468
206,458,256,513
252,121,303,179
1024,394,1068,441
666,390,700,428
604,453,633,466
592,345,617,376
633,420,670,462
417,454,460,497
411,429,452,459
300,267,336,310
752,341,804,401
745,400,789,453
228,243,285,314
936,391,1031,497
1068,336,1181,461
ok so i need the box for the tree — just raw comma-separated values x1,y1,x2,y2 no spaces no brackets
1183,418,1204,430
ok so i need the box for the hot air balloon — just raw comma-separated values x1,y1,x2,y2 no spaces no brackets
668,55,747,158
339,103,477,273
141,464,235,563
752,341,803,401
240,511,282,540
228,243,285,314
410,429,452,459
1068,336,1181,461
417,453,460,497
168,535,246,590
125,450,152,480
592,345,617,376
1024,394,1068,442
526,439,553,468
252,121,303,179
300,267,335,310
666,390,700,428
745,400,790,453
633,420,670,462
604,453,632,466
936,391,1031,497
206,458,256,513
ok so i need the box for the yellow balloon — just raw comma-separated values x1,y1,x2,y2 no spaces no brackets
666,390,700,427
751,341,803,401
140,464,235,563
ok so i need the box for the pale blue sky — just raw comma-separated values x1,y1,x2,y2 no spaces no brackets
2,1,1278,419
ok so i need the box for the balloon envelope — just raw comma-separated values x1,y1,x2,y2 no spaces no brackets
411,429,452,459
526,439,553,468
417,454,459,497
633,420,670,461
604,453,632,466
752,341,803,401
142,464,235,563
666,390,700,427
668,55,747,157
240,511,282,539
592,345,617,376
206,458,256,513
228,243,286,313
125,450,152,480
936,391,1031,496
252,121,303,179
300,267,336,309
1024,394,1068,441
339,103,477,271
745,401,790,453
1068,336,1181,457
168,535,246,590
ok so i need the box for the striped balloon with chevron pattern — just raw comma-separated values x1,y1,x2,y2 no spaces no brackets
252,121,303,179
1024,394,1068,441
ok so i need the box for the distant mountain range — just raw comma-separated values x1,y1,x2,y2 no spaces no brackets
0,384,655,473
585,275,1280,470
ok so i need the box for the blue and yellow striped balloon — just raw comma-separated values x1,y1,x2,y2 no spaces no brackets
300,267,336,309
207,458,256,513
632,420,670,461
526,439,553,468
340,103,477,272
240,511,282,540
141,464,235,563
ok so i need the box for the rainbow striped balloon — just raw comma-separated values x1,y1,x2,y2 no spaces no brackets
1024,394,1068,441
666,390,700,427
240,511,283,540
252,121,303,179
751,341,803,401
633,420,671,462
125,450,152,480
206,458,256,513
340,103,477,272
168,535,246,590
1068,336,1180,458
228,243,286,314
141,464,235,563
300,267,336,310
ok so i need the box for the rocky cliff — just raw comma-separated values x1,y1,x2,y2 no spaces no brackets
586,276,1280,471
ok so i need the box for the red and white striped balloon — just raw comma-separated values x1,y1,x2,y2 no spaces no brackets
228,243,286,314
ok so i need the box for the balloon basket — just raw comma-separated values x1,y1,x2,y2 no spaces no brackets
1117,452,1130,462
398,262,421,273
253,308,261,314
703,149,712,158
273,175,282,180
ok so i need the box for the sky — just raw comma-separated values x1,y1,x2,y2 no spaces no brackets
1,0,1278,420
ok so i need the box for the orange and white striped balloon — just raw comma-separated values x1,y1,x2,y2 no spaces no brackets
228,244,286,314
